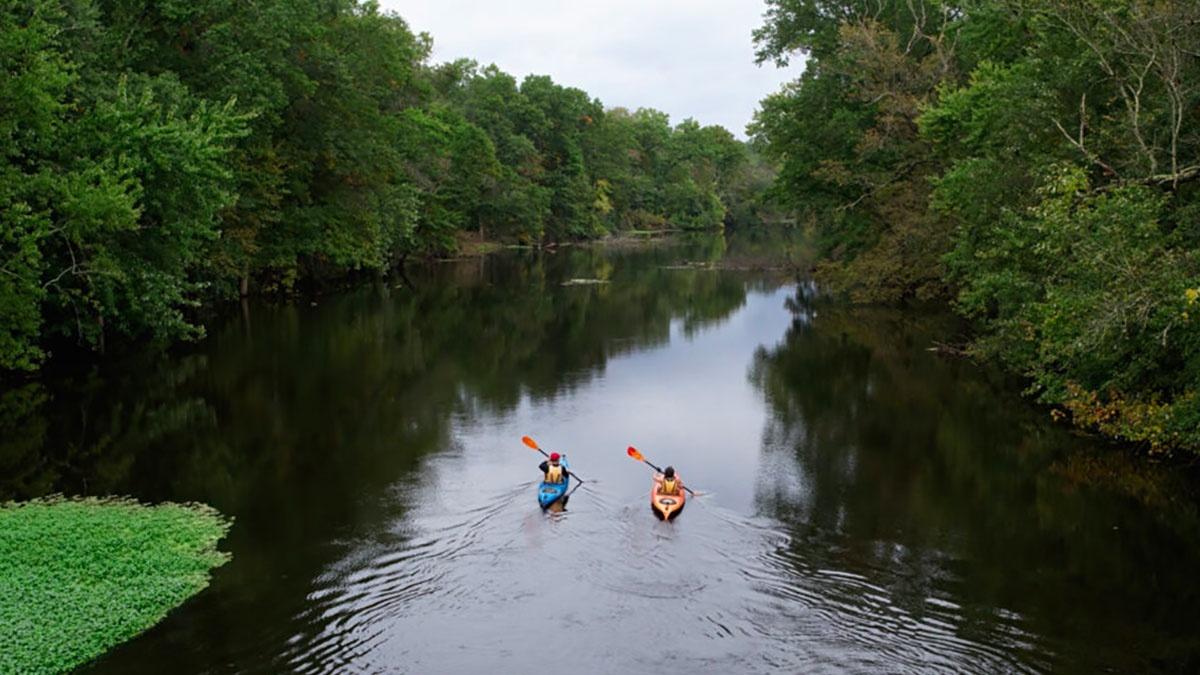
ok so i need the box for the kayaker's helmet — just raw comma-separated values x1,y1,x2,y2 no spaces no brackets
549,453,561,462
664,466,675,478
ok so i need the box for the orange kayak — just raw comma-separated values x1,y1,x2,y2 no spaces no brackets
650,476,686,520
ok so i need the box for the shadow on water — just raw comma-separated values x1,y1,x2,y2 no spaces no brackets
1,230,1198,673
748,283,1200,673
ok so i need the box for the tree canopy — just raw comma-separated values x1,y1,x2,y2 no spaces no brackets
752,0,1200,453
0,0,776,372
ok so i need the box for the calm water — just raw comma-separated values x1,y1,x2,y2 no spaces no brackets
3,234,1200,673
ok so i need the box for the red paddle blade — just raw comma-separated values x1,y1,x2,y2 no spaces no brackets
626,446,644,461
522,436,540,450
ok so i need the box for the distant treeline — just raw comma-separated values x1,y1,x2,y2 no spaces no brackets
752,1,1200,452
0,0,777,372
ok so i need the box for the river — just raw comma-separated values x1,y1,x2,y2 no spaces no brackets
3,233,1199,673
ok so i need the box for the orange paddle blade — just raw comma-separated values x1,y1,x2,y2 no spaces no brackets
522,436,540,450
626,446,644,461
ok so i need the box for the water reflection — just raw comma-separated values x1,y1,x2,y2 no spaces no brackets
749,284,1200,673
1,232,1198,673
0,243,755,505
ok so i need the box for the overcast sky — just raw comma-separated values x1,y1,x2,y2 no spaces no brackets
382,0,804,138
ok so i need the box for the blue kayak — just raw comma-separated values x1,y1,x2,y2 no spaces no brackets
538,456,570,508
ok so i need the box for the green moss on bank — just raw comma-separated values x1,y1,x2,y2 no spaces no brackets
0,497,231,674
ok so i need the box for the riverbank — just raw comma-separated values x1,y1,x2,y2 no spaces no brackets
0,497,231,673
752,1,1200,457
448,229,681,259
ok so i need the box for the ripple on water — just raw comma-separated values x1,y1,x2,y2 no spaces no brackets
276,478,1051,674
723,512,1050,673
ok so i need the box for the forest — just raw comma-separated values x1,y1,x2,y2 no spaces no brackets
6,0,1199,455
752,0,1200,453
0,0,774,372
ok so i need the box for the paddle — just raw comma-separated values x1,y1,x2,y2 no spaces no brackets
522,436,585,483
626,446,699,497
565,480,585,500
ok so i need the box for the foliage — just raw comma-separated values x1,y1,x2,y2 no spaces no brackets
0,496,231,673
0,0,72,370
753,0,1200,452
0,0,776,372
948,167,1200,451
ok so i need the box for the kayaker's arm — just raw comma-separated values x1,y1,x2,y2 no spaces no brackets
538,460,549,474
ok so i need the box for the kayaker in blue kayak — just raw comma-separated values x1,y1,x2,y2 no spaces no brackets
539,453,567,484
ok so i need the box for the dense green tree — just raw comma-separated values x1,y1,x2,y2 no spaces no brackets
55,75,245,349
586,107,672,230
752,1,961,301
397,105,500,252
1,1,245,367
0,0,769,373
0,0,72,370
428,62,551,241
753,0,1200,452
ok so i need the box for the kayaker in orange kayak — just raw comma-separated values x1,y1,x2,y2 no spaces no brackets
539,452,567,484
658,466,683,495
651,465,687,519
627,446,695,520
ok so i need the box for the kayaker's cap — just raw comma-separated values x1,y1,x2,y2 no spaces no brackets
549,453,560,461
664,466,675,478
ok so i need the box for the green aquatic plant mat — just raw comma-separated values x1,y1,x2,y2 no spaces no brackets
0,497,231,673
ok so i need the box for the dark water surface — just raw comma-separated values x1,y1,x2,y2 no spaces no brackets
4,235,1200,673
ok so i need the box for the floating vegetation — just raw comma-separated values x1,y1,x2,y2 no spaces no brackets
0,497,232,674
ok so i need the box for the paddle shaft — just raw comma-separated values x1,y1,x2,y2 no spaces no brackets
566,480,585,499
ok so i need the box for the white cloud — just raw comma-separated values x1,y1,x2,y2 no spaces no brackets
382,0,804,138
